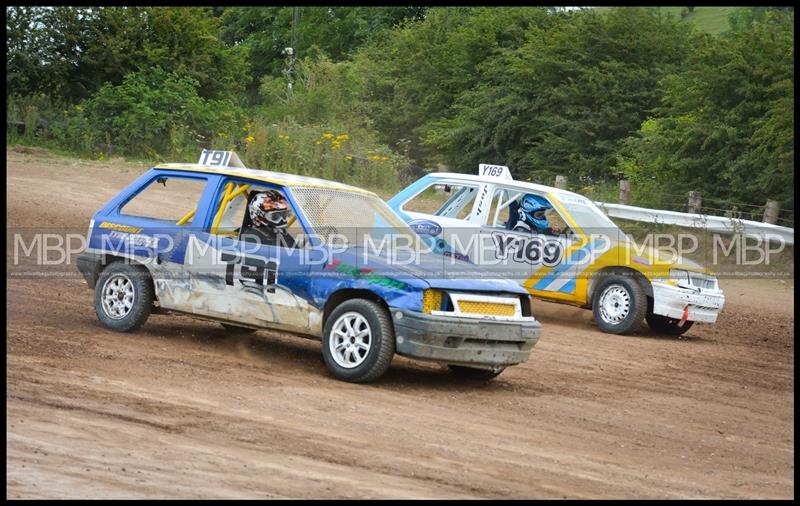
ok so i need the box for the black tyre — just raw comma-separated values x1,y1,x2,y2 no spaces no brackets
94,261,154,332
645,313,695,336
447,365,505,381
591,275,648,335
220,323,257,334
321,299,395,383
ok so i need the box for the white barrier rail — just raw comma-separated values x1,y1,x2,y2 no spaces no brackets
594,202,794,247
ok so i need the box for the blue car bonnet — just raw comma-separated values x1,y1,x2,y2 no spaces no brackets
328,246,528,295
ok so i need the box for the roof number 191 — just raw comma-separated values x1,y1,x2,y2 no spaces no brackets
198,150,247,169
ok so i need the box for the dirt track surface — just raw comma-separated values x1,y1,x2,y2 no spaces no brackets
6,148,795,499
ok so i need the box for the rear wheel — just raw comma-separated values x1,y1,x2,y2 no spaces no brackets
646,313,694,336
94,261,154,332
322,299,395,383
592,275,648,335
447,365,505,381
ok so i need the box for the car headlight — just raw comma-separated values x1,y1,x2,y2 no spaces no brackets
688,271,719,290
422,289,445,313
668,268,691,288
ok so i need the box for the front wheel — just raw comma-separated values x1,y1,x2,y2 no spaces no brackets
591,275,648,335
321,299,395,383
646,313,694,336
447,365,505,381
94,261,154,332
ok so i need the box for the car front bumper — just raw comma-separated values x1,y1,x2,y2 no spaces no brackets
391,309,541,368
651,282,725,323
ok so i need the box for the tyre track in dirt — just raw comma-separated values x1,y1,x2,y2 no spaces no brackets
6,149,794,498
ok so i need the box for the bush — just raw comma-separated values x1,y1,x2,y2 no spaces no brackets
6,94,60,143
244,54,408,191
242,120,407,191
257,54,370,128
84,67,243,158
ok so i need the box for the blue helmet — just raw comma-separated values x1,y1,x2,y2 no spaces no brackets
518,194,552,231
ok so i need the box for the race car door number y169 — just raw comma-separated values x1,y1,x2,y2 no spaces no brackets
492,232,564,266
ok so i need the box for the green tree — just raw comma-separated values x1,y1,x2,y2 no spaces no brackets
424,7,695,181
6,7,96,100
144,7,250,101
85,67,242,157
353,7,556,165
7,7,48,96
220,7,426,101
72,7,150,101
618,7,794,210
6,7,249,102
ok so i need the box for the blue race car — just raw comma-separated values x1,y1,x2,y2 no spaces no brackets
77,151,541,383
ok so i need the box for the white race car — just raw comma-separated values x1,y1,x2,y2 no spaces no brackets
388,164,725,335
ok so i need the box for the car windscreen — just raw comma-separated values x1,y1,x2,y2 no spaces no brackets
557,198,625,239
290,186,420,247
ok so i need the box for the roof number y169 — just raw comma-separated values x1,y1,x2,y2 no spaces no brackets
479,163,512,180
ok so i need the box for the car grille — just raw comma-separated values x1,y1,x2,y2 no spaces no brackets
457,300,516,317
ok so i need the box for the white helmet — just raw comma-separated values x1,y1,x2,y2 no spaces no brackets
248,190,289,230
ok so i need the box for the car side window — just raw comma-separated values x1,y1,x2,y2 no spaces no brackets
210,181,250,236
487,190,574,238
211,182,307,249
488,188,523,228
120,176,207,224
402,182,479,219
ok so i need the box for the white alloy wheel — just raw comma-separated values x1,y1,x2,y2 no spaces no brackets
101,273,136,320
328,311,372,369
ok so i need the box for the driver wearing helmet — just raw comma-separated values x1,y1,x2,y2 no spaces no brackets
241,190,296,248
507,193,562,236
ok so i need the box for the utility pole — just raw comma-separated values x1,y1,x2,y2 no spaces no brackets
284,7,299,92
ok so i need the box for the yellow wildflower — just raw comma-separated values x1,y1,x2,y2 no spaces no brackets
322,132,334,139
345,155,353,161
315,141,322,145
336,133,349,141
245,135,255,144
